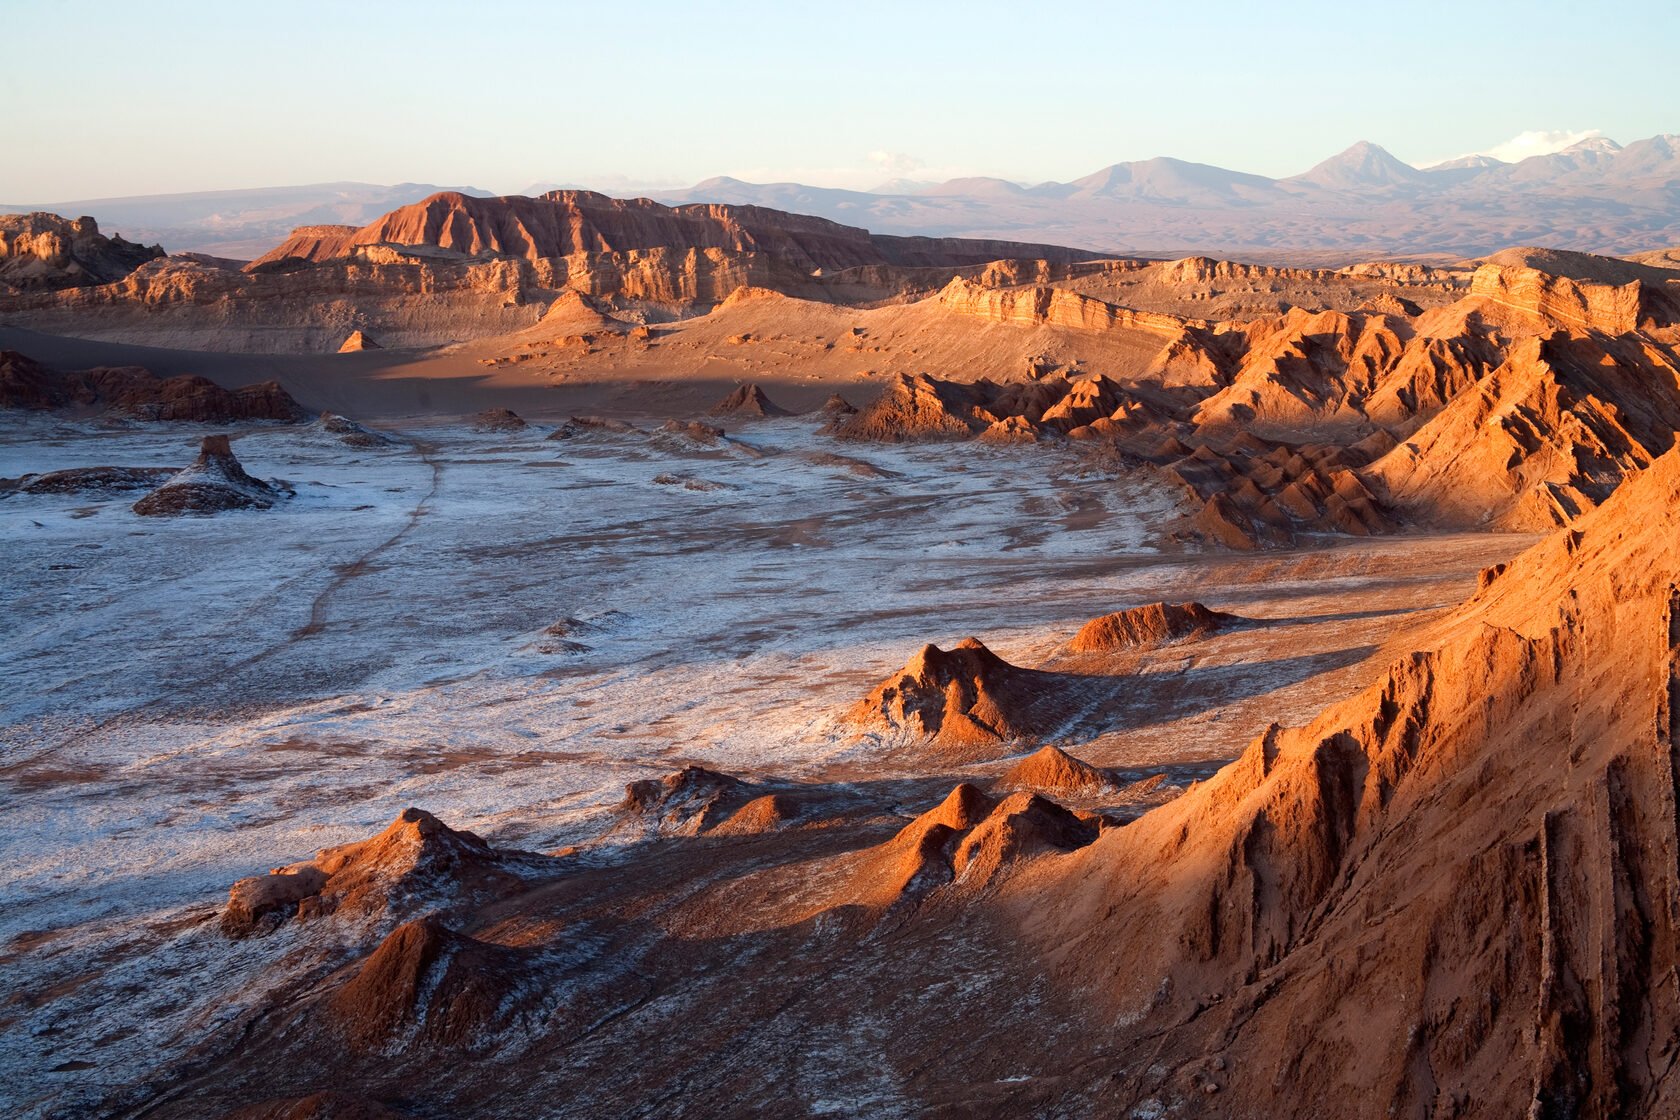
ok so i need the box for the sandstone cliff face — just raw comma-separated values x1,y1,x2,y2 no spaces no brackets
252,190,1096,274
0,212,163,290
1469,263,1650,334
937,276,1192,335
1363,331,1680,529
1011,447,1680,1117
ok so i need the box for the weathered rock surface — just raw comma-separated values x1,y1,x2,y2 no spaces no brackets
998,745,1113,794
1013,445,1680,1116
1069,601,1241,652
4,465,177,497
0,350,303,421
850,638,1057,756
221,808,515,937
707,382,790,418
0,212,162,290
1362,330,1680,529
337,330,381,352
468,407,526,432
132,436,289,516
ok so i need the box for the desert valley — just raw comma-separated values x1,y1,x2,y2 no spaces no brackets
7,14,1680,1115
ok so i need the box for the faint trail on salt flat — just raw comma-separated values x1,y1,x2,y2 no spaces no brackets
12,434,444,766
291,437,443,639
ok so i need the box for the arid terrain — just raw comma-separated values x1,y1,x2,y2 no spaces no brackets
5,186,1680,1118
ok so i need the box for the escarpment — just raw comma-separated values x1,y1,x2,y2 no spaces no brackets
1008,446,1680,1117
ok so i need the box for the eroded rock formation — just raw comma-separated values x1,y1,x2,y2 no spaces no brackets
0,350,303,421
849,638,1057,757
132,436,290,516
1069,601,1240,652
0,212,162,291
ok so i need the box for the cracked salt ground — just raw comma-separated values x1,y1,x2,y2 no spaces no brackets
0,411,1524,1112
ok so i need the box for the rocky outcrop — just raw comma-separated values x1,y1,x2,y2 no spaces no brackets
830,373,998,441
337,329,380,352
707,383,790,418
327,917,536,1052
1363,330,1680,529
0,350,303,421
0,212,163,290
1160,435,1395,548
248,225,361,271
850,638,1057,756
468,408,526,432
1069,601,1240,652
999,745,1113,795
132,436,290,516
4,465,176,497
950,791,1098,885
221,808,516,937
314,412,396,447
619,766,754,836
936,277,1192,335
1468,263,1652,333
816,393,856,417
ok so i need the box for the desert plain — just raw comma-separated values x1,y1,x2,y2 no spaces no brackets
3,170,1680,1118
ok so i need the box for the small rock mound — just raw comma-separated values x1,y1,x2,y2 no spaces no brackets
132,436,288,517
817,393,857,417
651,472,729,491
221,808,511,937
470,407,526,432
850,638,1055,757
857,784,1089,902
315,412,396,447
951,792,1099,884
1000,745,1112,794
708,382,791,418
337,330,381,353
619,766,753,836
710,793,804,836
1069,601,1240,653
829,373,992,441
661,419,725,443
6,465,176,496
917,782,996,831
327,916,530,1052
548,415,641,440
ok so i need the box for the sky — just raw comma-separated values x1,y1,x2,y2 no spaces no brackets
3,0,1678,201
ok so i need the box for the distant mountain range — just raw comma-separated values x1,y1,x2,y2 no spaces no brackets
648,136,1679,261
5,136,1676,262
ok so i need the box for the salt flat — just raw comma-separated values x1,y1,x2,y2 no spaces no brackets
0,412,1522,1113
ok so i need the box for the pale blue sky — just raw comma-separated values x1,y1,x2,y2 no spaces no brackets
4,0,1677,200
